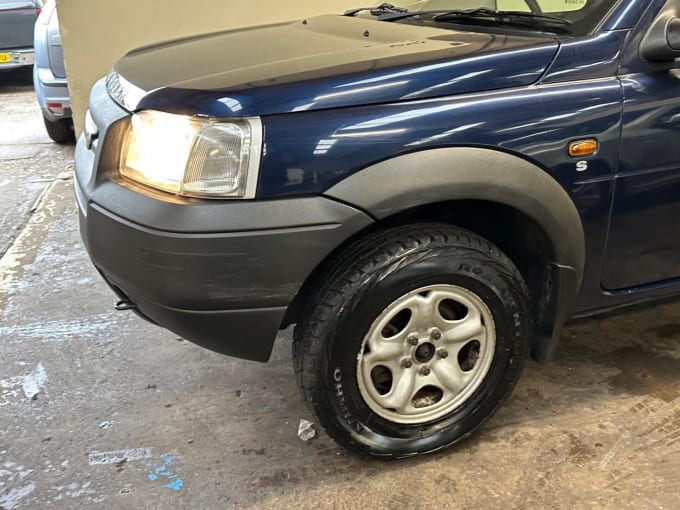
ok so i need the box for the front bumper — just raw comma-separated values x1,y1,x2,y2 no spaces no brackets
0,48,34,70
74,80,373,361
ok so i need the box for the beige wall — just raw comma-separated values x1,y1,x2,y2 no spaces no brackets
56,0,357,134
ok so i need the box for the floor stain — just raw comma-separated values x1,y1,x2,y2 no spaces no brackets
646,322,680,339
115,459,126,473
252,469,300,489
241,448,266,456
565,432,596,466
145,453,184,491
603,346,680,402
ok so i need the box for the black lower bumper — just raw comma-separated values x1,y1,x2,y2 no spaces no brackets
75,139,373,361
98,268,287,362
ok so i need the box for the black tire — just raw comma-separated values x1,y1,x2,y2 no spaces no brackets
43,116,75,144
293,223,531,458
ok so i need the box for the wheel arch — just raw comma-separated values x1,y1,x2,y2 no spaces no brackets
326,147,584,278
287,147,585,361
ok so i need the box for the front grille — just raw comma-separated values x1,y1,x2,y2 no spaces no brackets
105,71,125,107
105,70,146,111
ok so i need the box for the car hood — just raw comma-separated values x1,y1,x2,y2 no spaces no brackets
112,14,559,117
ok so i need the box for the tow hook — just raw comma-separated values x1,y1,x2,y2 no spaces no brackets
114,300,137,311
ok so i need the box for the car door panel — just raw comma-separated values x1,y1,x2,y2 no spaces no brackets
603,73,680,289
602,0,680,290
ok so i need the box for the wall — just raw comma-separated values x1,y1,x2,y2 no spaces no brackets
56,0,357,134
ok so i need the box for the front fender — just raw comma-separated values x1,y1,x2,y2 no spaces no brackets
325,147,585,360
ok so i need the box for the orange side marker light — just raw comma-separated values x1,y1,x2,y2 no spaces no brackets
569,139,598,158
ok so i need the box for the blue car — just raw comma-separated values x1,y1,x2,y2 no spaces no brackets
33,0,73,143
75,0,678,457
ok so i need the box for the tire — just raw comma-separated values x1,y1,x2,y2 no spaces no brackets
293,223,531,458
43,116,75,144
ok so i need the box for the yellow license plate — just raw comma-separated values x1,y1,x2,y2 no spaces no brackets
0,53,11,64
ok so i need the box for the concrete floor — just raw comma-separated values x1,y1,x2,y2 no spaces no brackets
1,68,679,510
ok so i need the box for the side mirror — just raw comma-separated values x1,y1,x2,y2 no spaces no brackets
641,11,680,62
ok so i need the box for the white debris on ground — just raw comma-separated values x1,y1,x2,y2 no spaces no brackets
0,460,36,510
297,419,316,442
21,362,47,400
87,448,153,466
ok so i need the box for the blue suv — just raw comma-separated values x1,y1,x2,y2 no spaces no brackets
75,0,679,457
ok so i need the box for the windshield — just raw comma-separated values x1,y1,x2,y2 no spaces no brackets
372,0,619,36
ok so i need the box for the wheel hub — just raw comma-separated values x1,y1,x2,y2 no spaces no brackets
414,342,435,363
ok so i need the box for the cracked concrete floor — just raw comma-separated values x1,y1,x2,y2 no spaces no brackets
1,68,679,510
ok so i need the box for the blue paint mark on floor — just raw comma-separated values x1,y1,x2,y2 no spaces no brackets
165,478,183,491
146,453,184,491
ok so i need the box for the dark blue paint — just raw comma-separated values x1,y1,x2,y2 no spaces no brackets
136,31,558,118
602,0,649,31
541,31,627,83
257,74,623,317
259,79,622,196
127,0,680,315
603,76,680,289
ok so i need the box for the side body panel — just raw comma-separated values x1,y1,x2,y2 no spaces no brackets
258,32,628,316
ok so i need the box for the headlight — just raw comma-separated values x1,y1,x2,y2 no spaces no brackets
119,110,262,199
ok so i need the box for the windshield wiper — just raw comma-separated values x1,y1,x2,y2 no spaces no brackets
344,3,408,17
377,7,571,26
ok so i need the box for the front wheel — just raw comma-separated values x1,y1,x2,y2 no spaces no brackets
293,224,531,458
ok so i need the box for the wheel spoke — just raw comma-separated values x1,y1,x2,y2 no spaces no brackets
377,367,417,412
363,338,404,364
443,310,485,345
431,358,469,396
408,293,437,330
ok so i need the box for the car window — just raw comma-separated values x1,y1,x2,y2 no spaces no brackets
396,0,619,35
498,0,586,12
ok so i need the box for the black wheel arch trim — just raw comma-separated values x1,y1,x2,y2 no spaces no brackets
324,147,585,361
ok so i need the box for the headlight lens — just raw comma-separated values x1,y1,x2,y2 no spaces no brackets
119,110,261,198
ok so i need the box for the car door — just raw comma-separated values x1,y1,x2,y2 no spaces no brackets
602,0,680,290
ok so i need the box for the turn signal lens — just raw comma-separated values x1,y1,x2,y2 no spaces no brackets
569,139,598,157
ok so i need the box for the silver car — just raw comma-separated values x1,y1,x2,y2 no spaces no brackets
0,0,40,70
33,0,72,143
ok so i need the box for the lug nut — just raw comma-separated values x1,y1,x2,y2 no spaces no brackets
430,328,442,341
420,367,431,376
437,349,449,359
401,359,413,369
407,334,419,346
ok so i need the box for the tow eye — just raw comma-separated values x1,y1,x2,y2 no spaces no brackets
114,299,137,311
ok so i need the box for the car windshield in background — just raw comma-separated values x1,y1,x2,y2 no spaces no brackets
358,0,619,36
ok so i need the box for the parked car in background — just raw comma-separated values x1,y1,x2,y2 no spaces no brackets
33,0,73,143
0,0,41,70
